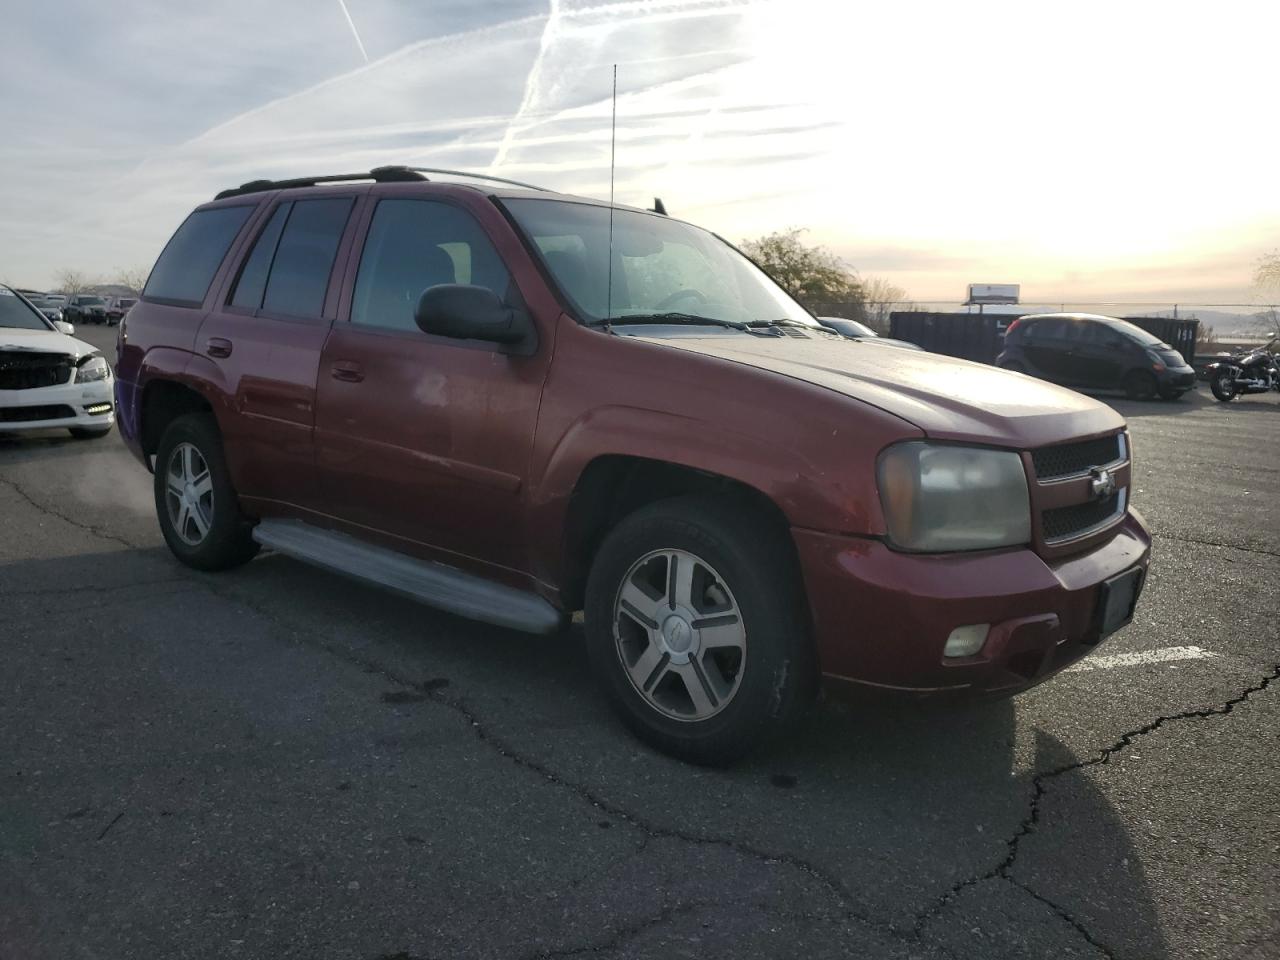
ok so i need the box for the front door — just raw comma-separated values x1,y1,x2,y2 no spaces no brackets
1069,321,1125,389
314,197,550,573
199,194,359,512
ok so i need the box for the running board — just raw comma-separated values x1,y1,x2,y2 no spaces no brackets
251,519,564,635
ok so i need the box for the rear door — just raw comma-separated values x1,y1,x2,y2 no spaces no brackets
199,192,362,513
1070,321,1125,389
314,195,550,572
1022,318,1073,381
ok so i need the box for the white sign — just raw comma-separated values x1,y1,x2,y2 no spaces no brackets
966,283,1020,305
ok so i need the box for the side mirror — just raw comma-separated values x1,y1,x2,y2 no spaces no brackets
414,284,532,347
55,320,75,335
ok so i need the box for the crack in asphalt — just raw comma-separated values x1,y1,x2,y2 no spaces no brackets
519,901,702,959
1008,877,1115,959
1150,530,1280,559
911,663,1280,951
0,577,186,599
180,577,963,956
8,464,1272,959
0,473,142,550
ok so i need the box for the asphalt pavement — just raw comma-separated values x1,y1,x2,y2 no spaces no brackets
2,325,1278,960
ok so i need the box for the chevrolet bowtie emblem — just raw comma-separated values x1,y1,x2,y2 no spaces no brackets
1090,467,1117,499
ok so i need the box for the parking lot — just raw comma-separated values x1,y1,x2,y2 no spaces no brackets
2,324,1277,960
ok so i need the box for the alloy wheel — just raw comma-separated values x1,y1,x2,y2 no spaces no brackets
612,548,747,722
164,441,214,546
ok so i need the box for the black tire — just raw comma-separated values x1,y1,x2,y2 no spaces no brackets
1210,370,1236,402
1123,370,1158,400
69,425,113,439
153,413,259,571
584,495,817,765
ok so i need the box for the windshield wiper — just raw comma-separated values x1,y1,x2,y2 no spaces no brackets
594,312,750,330
746,318,812,330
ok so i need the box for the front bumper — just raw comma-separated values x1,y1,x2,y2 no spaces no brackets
1157,366,1197,391
794,509,1152,695
0,378,115,432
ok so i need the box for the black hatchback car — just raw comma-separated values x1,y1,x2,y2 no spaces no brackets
996,313,1196,400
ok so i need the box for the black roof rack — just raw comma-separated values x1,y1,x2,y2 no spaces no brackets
406,167,549,192
213,165,549,201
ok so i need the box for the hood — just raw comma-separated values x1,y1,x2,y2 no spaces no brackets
0,326,100,360
633,333,1123,448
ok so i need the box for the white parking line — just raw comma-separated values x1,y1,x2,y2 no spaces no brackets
1067,645,1220,673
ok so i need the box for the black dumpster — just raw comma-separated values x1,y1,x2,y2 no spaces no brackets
888,312,1005,364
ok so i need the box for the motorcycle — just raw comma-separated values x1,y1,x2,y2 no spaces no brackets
1206,338,1280,402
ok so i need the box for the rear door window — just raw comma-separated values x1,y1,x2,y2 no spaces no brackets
260,197,355,319
144,205,255,306
1030,318,1068,341
230,203,291,310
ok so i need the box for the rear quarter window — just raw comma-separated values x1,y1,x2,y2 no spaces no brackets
143,205,255,307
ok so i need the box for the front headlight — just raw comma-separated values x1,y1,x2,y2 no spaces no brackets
877,442,1031,552
75,354,112,383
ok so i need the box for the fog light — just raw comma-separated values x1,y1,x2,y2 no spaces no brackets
84,402,113,415
944,624,990,658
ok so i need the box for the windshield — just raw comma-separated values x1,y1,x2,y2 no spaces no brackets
0,288,55,330
1109,319,1165,347
79,296,105,306
503,198,818,328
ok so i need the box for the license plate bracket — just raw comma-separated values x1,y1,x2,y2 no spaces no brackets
1095,566,1145,640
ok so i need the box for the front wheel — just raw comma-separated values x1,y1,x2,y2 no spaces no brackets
584,495,817,765
1123,370,1158,400
154,413,259,571
1210,369,1236,402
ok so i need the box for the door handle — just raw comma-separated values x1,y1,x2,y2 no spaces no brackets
205,337,233,359
330,361,365,383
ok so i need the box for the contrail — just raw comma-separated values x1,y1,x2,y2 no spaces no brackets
336,0,369,62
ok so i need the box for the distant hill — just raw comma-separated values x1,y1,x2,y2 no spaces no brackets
1126,308,1276,337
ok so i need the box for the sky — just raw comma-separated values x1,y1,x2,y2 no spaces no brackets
2,0,1277,306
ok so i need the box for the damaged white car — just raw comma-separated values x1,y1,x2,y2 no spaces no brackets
0,284,114,438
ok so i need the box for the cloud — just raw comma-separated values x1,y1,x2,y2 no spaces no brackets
1,0,1277,304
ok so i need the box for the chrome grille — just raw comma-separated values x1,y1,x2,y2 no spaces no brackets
1032,434,1123,481
1042,493,1125,543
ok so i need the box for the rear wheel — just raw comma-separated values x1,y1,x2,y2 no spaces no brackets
154,413,259,571
1123,370,1158,400
1210,369,1236,402
584,495,816,765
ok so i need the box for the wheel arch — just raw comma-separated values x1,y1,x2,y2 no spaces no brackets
139,378,215,459
557,454,796,611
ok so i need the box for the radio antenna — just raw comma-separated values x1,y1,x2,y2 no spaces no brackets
605,64,617,328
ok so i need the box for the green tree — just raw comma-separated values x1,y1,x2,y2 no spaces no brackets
740,228,862,305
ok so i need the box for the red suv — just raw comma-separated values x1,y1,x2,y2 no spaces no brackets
116,166,1151,763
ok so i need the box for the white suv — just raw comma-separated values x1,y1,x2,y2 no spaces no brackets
0,285,114,438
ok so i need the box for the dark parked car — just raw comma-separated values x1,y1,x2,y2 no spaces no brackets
817,316,924,351
997,313,1196,400
116,166,1151,763
64,294,108,325
104,296,137,324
